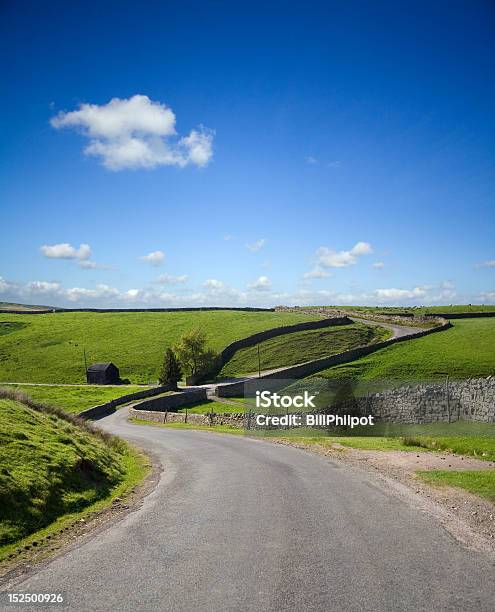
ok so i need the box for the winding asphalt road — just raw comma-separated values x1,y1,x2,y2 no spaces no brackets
7,407,495,612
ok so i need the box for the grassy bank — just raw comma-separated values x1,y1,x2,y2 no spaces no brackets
0,310,318,384
314,318,495,382
418,471,495,502
0,384,150,414
219,322,390,377
0,392,148,559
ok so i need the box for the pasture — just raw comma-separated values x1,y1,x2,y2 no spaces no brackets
0,310,318,384
314,318,495,382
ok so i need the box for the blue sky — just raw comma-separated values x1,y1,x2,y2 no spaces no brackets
1,0,494,307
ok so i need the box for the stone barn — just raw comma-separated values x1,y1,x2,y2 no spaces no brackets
86,362,120,385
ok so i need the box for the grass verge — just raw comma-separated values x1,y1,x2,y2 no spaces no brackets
129,418,243,435
418,470,495,502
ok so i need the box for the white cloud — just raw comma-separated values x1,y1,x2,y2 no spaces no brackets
51,94,214,171
78,260,111,270
223,234,233,241
306,156,318,165
26,281,61,294
482,260,495,268
372,262,385,269
155,273,188,285
203,279,225,291
65,284,120,302
140,250,165,266
350,241,373,256
248,276,272,291
327,160,342,168
314,241,373,269
374,286,427,300
303,266,331,280
246,238,266,252
41,243,91,260
440,280,455,290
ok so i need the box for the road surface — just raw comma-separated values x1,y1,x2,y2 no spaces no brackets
7,408,495,611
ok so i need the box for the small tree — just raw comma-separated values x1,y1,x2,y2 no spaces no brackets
173,327,216,379
159,348,182,390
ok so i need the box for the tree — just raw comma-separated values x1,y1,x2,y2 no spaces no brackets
159,348,182,389
173,327,217,378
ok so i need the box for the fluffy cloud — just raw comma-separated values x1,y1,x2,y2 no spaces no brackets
248,276,272,291
246,239,266,252
155,273,188,285
203,279,225,291
51,95,214,171
482,260,495,268
313,241,373,270
372,262,385,269
140,250,165,266
41,243,91,260
303,266,331,280
374,286,427,300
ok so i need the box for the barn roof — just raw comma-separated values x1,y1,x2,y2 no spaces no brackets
87,362,116,372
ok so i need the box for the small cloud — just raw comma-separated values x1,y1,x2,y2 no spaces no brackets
327,160,342,168
51,94,214,171
203,279,224,290
155,273,188,285
246,238,266,252
78,260,111,270
313,241,373,269
375,286,427,300
481,260,495,268
440,280,455,290
223,234,234,241
372,262,385,269
248,276,272,291
140,250,165,266
303,266,331,280
41,242,91,260
306,156,318,165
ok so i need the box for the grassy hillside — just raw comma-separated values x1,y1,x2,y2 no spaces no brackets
313,305,495,315
0,384,150,414
219,322,391,377
314,318,495,382
0,310,318,384
0,392,143,552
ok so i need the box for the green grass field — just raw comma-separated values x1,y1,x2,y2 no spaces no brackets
315,305,495,315
0,310,318,384
0,384,150,414
313,318,495,382
0,394,146,555
218,322,391,377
